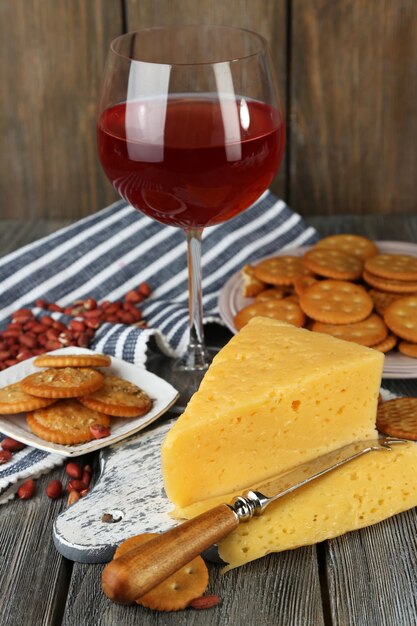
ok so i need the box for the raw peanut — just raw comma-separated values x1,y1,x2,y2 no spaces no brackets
12,308,33,318
104,302,121,315
5,359,18,367
52,321,67,332
16,350,33,362
81,469,91,486
18,479,35,500
20,334,38,349
84,297,97,310
28,322,48,334
67,479,88,493
76,332,90,347
46,479,63,500
35,298,48,308
83,309,103,319
3,329,20,338
90,423,111,439
124,290,142,304
118,312,136,325
69,319,86,332
65,462,82,479
48,303,63,312
80,488,89,497
0,450,13,464
67,490,81,506
12,314,33,325
84,319,100,330
45,340,62,350
188,595,221,610
104,315,119,323
138,282,151,297
40,315,54,327
46,328,59,341
0,350,11,360
1,437,25,452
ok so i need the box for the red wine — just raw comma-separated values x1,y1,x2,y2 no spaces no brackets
97,95,285,229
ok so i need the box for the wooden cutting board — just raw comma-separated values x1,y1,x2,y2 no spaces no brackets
53,418,176,563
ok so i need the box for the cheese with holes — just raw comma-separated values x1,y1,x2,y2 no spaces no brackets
178,441,417,571
162,317,384,513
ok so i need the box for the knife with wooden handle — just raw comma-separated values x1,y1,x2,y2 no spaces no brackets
101,436,407,603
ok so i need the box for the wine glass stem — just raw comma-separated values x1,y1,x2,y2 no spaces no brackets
184,227,209,370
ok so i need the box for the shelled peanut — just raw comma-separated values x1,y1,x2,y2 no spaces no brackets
0,282,151,371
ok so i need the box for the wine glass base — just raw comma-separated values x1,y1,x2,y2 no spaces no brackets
146,324,234,412
146,346,219,412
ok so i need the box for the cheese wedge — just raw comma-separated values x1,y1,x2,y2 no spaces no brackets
162,318,384,512
177,441,417,571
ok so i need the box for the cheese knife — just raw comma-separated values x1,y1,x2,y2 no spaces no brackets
102,436,407,603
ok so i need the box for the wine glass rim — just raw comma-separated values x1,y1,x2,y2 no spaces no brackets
110,25,269,66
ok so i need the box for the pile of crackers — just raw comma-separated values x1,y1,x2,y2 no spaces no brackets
0,354,152,445
236,234,417,357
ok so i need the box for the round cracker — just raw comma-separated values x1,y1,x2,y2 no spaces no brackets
26,399,110,444
376,397,417,440
368,289,403,315
371,333,398,353
78,376,152,418
383,296,417,343
363,270,417,294
0,382,57,414
314,234,378,260
33,353,111,368
299,280,373,324
302,248,363,280
311,314,388,347
254,288,287,302
253,256,311,286
114,533,209,611
364,254,417,281
21,367,104,399
398,341,417,359
234,299,305,331
241,264,267,297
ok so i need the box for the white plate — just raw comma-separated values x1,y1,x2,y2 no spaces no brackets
218,240,417,379
0,347,179,456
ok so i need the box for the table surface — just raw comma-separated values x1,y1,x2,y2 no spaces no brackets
1,214,416,626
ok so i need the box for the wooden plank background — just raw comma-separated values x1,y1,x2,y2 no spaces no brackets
0,0,415,220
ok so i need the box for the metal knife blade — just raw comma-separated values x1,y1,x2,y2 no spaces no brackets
232,436,409,519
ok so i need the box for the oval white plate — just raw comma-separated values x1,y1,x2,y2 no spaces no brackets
0,347,179,456
218,240,417,379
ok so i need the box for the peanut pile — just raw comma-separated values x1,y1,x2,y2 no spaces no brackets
0,283,151,371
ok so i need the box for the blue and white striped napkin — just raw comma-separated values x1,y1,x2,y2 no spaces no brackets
0,190,318,501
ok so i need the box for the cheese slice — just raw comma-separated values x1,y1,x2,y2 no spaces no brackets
177,442,417,571
162,317,384,513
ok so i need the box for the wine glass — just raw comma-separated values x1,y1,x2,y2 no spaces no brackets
97,25,285,400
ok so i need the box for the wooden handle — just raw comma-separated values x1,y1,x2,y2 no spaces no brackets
101,504,238,604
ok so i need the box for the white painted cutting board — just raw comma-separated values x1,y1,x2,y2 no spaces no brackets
53,418,177,563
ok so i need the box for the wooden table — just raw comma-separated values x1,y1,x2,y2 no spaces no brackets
1,215,416,626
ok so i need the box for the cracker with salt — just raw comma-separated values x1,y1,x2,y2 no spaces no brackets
114,533,209,611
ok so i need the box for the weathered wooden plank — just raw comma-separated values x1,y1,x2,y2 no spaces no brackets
326,508,417,626
0,220,73,258
290,0,417,215
63,546,324,626
125,0,288,200
0,0,121,220
306,214,417,242
0,466,71,626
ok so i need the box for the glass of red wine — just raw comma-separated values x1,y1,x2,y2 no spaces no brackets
97,25,285,400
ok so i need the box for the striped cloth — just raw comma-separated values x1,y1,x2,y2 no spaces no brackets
0,190,318,502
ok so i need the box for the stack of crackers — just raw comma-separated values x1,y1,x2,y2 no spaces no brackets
236,234,417,357
0,354,152,445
